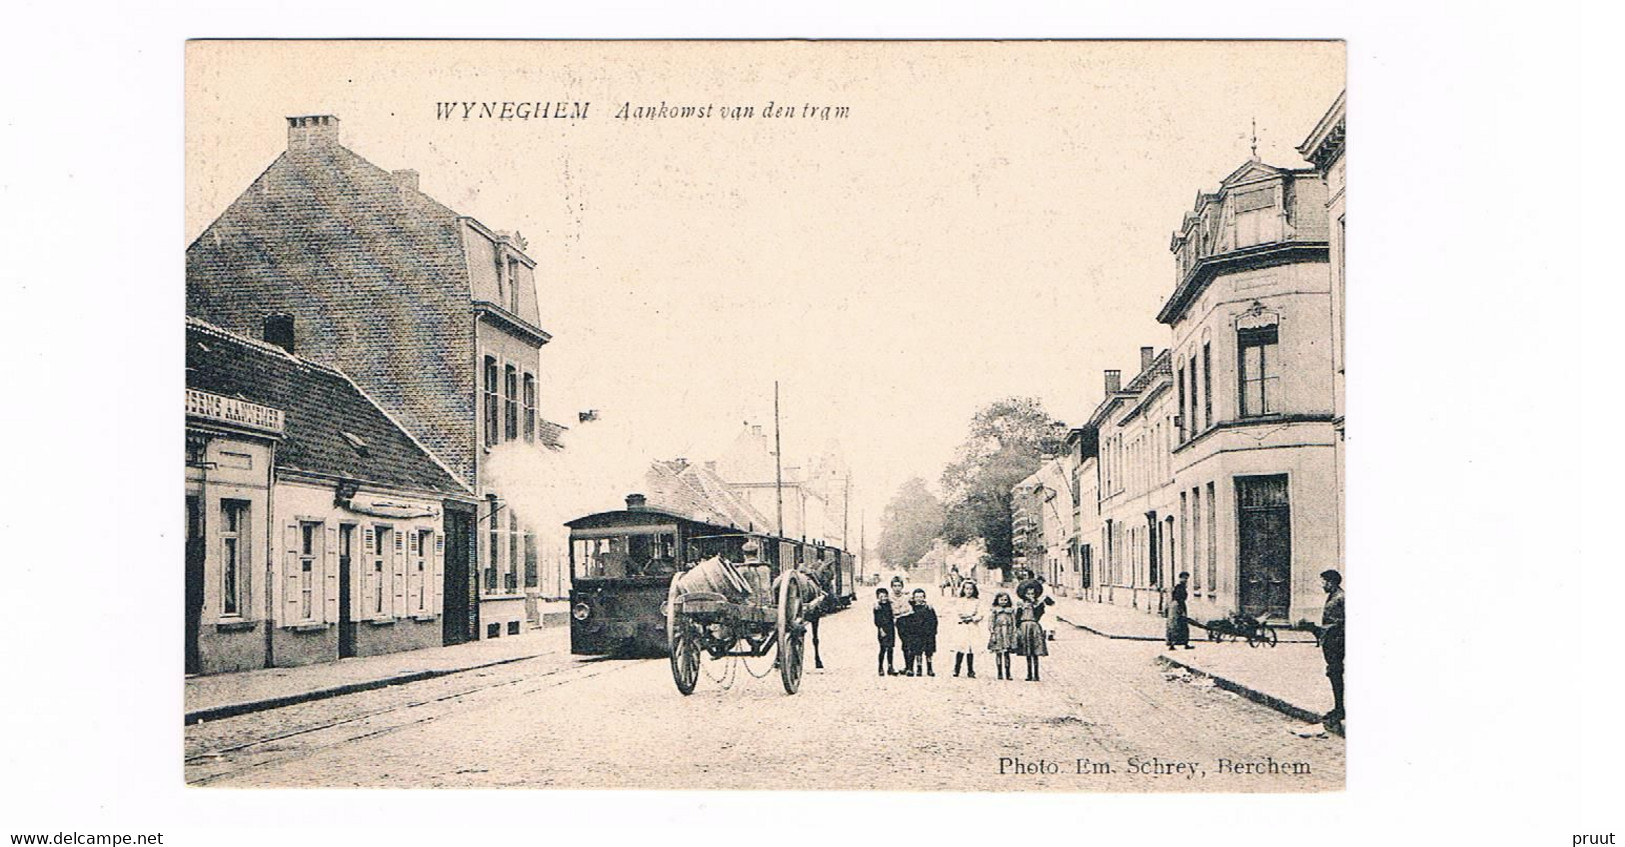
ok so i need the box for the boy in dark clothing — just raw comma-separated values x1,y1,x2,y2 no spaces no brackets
873,587,898,676
895,588,939,676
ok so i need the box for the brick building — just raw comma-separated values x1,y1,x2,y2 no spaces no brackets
186,319,477,673
187,115,556,642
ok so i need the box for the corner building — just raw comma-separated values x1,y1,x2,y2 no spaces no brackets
1159,158,1336,625
187,115,554,643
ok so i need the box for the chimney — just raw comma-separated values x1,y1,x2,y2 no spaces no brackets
263,314,296,354
671,458,689,472
1104,369,1121,394
391,169,420,191
626,493,648,511
286,115,341,151
1140,346,1155,373
704,461,718,473
578,409,599,423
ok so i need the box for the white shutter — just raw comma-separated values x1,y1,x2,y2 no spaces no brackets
360,526,376,619
393,527,407,617
323,523,340,624
283,522,300,627
432,532,445,616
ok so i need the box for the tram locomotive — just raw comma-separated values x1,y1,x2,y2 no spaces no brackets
566,495,856,657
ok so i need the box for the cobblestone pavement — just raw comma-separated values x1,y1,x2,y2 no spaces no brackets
187,606,1343,791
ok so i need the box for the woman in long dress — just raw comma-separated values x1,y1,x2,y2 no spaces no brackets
1166,571,1192,650
950,580,984,678
986,591,1018,680
1013,582,1050,681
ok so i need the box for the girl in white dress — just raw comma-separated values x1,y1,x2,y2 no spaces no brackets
951,580,984,678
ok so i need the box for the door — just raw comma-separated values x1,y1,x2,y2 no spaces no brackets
185,496,204,675
1236,475,1292,619
338,525,355,658
442,508,475,646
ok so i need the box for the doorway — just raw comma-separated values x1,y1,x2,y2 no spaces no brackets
338,524,356,658
185,496,204,675
1236,475,1292,619
442,508,475,646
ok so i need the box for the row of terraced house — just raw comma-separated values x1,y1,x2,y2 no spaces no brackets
185,115,570,674
1013,92,1346,627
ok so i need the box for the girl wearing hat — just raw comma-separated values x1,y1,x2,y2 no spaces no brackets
986,590,1018,680
1013,581,1050,681
950,580,984,678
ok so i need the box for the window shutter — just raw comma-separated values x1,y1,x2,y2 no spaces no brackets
283,522,300,627
324,523,340,624
359,526,375,620
393,527,407,617
433,532,445,616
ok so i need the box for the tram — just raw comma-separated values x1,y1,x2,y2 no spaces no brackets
566,494,855,657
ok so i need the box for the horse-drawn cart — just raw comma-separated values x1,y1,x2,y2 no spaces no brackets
665,548,812,695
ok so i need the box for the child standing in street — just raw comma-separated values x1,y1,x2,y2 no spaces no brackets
1014,582,1050,681
986,590,1017,680
895,588,939,676
873,587,898,676
951,580,983,678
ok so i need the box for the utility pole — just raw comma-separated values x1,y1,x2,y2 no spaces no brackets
842,474,851,552
774,380,784,539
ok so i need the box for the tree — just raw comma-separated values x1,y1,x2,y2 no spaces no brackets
876,476,946,570
939,398,1066,575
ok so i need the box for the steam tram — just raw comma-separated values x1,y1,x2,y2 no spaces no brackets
567,495,856,657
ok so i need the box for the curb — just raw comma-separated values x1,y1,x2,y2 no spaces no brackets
184,652,549,725
1156,654,1342,736
1055,614,1164,642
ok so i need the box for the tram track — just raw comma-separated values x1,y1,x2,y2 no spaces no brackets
185,654,653,786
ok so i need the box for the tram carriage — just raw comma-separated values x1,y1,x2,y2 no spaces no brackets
566,495,855,659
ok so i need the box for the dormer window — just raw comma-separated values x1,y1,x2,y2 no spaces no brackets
506,257,521,313
342,431,370,457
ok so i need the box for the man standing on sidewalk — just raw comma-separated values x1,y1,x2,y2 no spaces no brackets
1318,569,1346,729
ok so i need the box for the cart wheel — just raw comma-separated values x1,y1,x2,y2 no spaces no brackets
668,573,700,695
1248,628,1264,648
1263,626,1278,648
777,571,806,695
1208,627,1222,643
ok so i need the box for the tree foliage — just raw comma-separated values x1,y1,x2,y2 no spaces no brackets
939,397,1066,569
876,476,946,570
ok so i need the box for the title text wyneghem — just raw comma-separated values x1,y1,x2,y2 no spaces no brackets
434,101,851,123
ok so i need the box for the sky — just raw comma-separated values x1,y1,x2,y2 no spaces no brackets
185,41,1345,543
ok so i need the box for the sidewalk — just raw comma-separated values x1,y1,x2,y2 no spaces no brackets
1156,642,1335,726
186,619,569,725
1053,596,1336,728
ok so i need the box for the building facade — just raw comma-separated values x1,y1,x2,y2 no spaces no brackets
1299,91,1348,568
187,319,478,672
1160,157,1335,624
186,115,553,642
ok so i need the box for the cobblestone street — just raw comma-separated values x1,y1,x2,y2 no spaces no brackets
187,605,1343,791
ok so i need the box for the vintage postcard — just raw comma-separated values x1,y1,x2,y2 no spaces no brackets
183,39,1347,791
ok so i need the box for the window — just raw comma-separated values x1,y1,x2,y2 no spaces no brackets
1190,487,1201,596
507,258,521,313
507,512,520,592
1176,366,1186,441
523,531,539,589
1188,354,1200,435
1206,481,1218,592
483,356,499,447
299,522,321,620
1203,342,1213,428
1238,326,1280,417
504,365,519,442
486,498,500,593
372,525,391,617
221,500,248,616
523,374,536,443
415,529,432,612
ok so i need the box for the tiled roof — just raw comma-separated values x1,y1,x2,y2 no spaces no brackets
644,460,771,532
186,318,473,500
537,418,567,450
186,140,484,484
